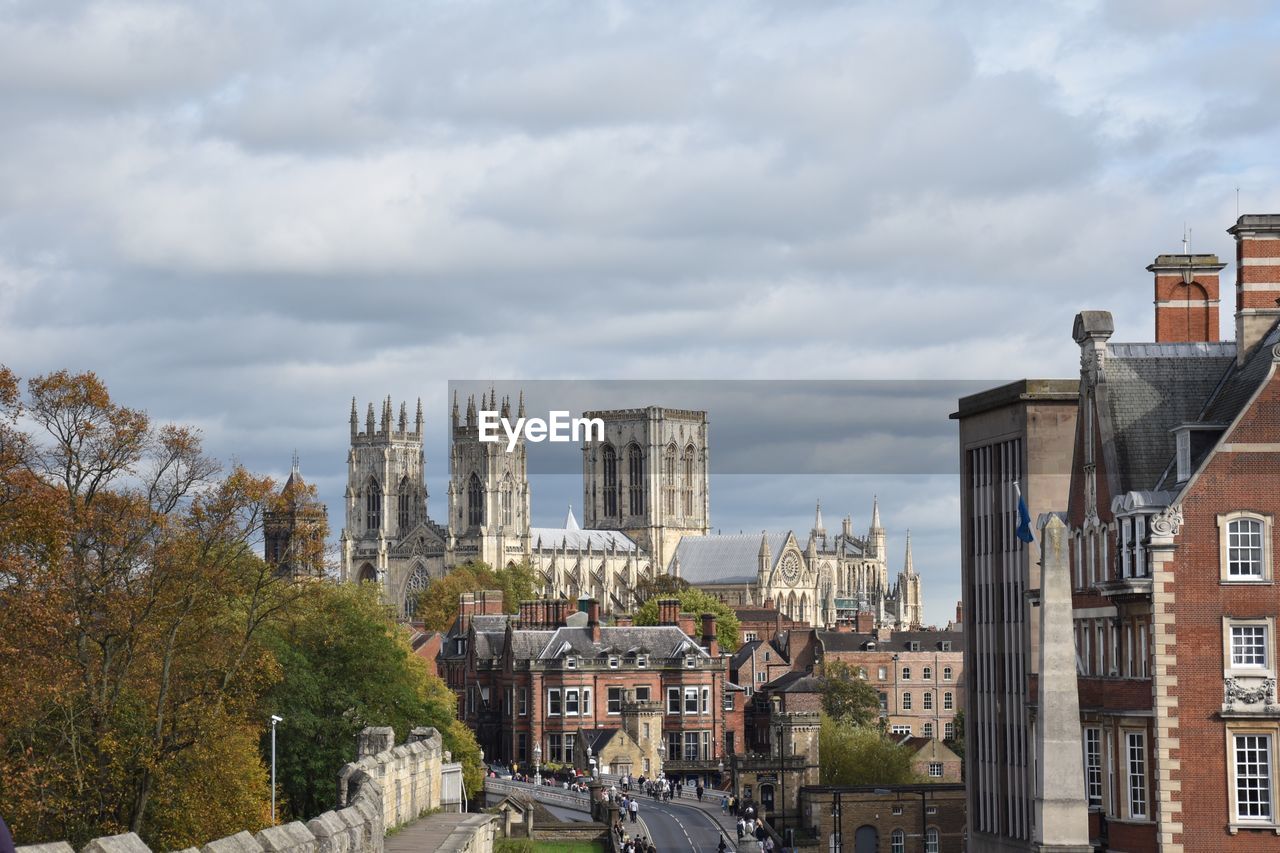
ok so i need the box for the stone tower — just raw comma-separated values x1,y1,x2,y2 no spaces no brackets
619,690,664,777
339,396,437,615
448,390,530,568
581,406,709,570
895,530,924,629
264,454,327,578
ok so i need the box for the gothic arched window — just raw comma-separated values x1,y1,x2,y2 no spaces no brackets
627,443,644,516
501,475,513,527
398,475,412,532
683,444,697,517
365,477,381,531
602,444,619,518
663,444,677,516
404,563,431,619
467,473,484,527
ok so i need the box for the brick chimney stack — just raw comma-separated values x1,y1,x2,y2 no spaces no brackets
955,600,963,625
701,613,718,656
1228,215,1280,364
1147,253,1225,343
587,599,602,643
658,598,680,626
855,610,876,633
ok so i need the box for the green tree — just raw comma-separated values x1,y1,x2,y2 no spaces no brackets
258,581,482,819
945,710,965,766
819,715,919,786
633,587,740,652
820,661,882,727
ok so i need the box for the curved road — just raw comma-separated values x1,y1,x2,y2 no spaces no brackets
633,797,739,853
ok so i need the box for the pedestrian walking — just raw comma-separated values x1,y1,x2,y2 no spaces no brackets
629,797,639,823
721,794,728,814
736,818,746,841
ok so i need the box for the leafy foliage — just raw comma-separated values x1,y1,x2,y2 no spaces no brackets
259,581,482,819
819,661,883,727
632,587,740,652
819,715,920,786
0,368,479,848
945,710,965,765
411,560,538,631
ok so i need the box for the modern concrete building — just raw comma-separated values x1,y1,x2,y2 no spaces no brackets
951,379,1078,853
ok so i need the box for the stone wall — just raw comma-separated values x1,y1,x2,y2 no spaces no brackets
16,727,464,853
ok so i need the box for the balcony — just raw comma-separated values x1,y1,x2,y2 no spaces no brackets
1095,574,1153,600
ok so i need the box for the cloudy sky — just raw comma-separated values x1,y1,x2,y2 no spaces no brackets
3,0,1280,625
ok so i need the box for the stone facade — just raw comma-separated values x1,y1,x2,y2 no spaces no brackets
802,784,967,853
338,396,925,628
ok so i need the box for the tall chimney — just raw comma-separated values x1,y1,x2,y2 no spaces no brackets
1229,215,1280,364
701,613,718,656
587,599,602,643
1147,253,1225,343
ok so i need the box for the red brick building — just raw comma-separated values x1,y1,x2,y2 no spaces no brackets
439,596,743,787
1058,217,1280,851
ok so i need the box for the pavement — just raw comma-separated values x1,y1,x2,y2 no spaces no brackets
616,788,745,853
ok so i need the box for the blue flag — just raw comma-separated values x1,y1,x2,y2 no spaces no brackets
1016,489,1035,544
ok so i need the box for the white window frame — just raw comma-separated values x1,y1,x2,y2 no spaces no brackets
1084,726,1102,807
637,655,648,668
1125,730,1148,820
1219,512,1273,583
607,686,623,715
902,666,912,681
667,687,681,714
923,691,933,711
684,686,698,714
1224,617,1276,679
943,691,953,711
923,666,932,681
925,826,939,853
928,762,943,778
564,688,580,716
548,689,561,717
902,692,913,711
942,666,952,681
1227,727,1278,829
878,666,888,680
519,687,528,716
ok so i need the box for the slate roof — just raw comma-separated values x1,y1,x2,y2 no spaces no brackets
578,728,622,753
1199,323,1280,425
530,506,638,552
1101,341,1236,492
765,671,823,693
817,630,964,653
730,639,762,670
669,532,792,584
534,625,707,661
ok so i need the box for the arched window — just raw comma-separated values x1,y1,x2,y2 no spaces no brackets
902,692,913,710
398,476,412,532
926,826,939,853
891,829,905,853
627,443,644,516
1227,516,1265,578
663,443,677,516
501,475,514,527
357,563,377,583
602,444,619,518
467,473,484,527
365,477,381,531
683,444,696,516
404,563,431,619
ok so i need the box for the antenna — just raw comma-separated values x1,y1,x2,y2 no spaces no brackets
291,450,300,475
1182,223,1188,254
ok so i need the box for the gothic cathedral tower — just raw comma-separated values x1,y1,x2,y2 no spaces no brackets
339,397,440,618
447,390,530,568
581,407,709,571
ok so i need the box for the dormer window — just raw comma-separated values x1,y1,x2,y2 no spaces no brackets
1176,429,1191,483
685,656,696,668
940,641,952,652
637,656,648,668
908,641,921,652
566,657,577,669
609,656,619,669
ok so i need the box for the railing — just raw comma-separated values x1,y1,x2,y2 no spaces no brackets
483,777,595,813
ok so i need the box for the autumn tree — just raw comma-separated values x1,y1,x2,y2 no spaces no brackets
633,587,740,652
819,661,883,727
0,369,299,846
411,560,537,632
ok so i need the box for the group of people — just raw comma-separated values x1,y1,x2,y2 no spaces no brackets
612,816,654,853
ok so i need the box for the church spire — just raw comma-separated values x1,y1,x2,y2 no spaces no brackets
415,397,424,434
811,499,826,544
904,529,915,576
350,397,358,438
518,389,525,419
366,402,375,435
398,401,408,433
564,503,579,530
870,495,882,530
452,391,460,429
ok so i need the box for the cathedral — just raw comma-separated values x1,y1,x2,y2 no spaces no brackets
334,393,924,629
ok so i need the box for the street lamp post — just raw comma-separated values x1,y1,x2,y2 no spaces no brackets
270,714,284,824
534,742,542,786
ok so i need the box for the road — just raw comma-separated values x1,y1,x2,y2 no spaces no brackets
632,796,739,853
